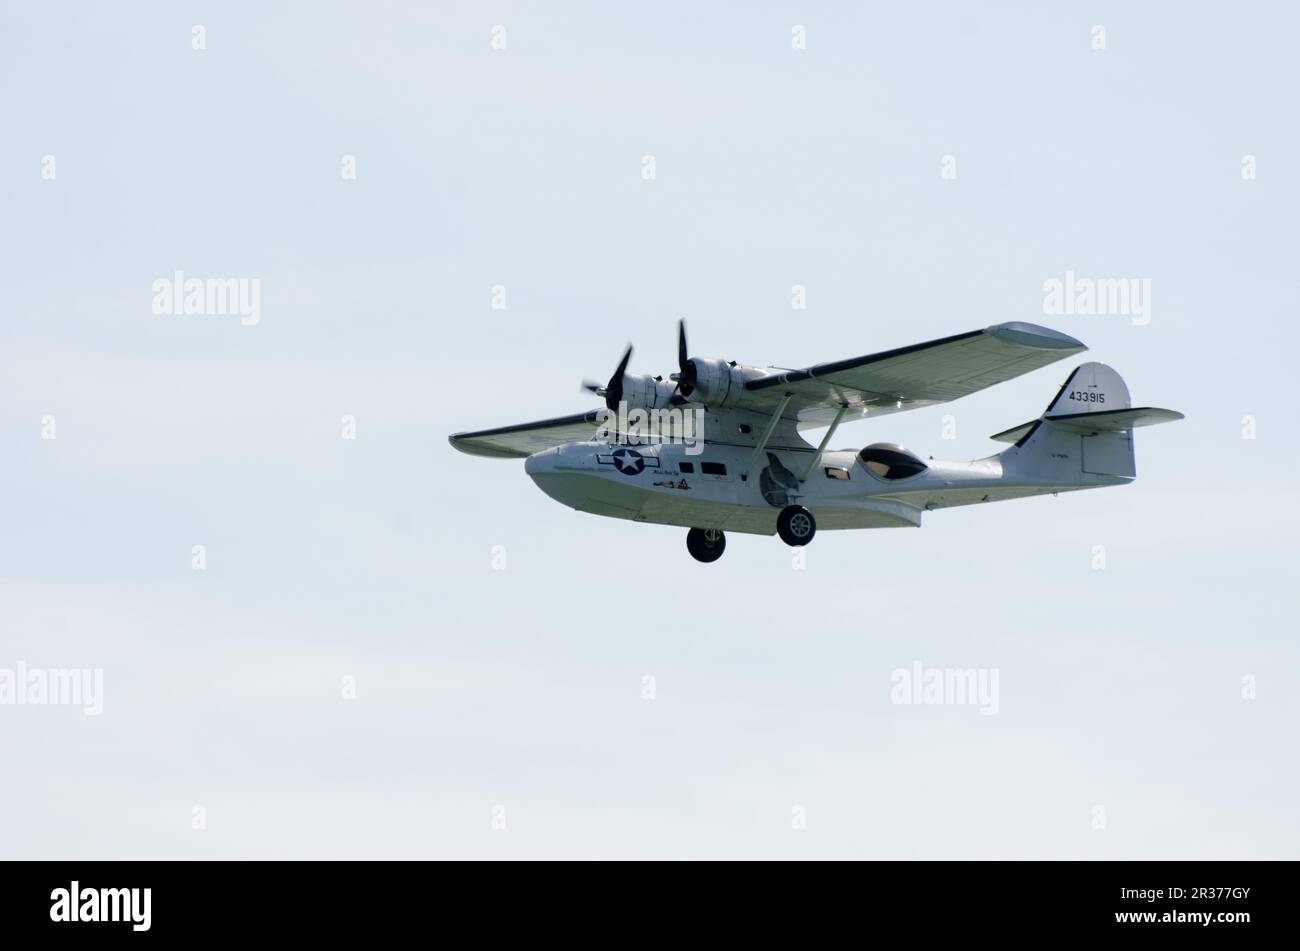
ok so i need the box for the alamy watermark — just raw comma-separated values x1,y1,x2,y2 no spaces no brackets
0,661,103,716
50,882,150,931
1042,269,1150,325
890,661,999,715
152,270,261,326
595,401,705,455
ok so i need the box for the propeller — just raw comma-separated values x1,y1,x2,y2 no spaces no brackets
582,343,634,411
671,319,696,398
583,322,695,409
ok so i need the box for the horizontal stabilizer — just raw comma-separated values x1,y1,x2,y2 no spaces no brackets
988,420,1038,444
1043,406,1184,433
991,406,1182,442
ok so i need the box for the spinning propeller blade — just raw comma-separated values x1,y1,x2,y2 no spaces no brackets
673,319,696,398
591,344,633,410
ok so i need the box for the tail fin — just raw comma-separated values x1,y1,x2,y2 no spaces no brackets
991,362,1182,481
1043,362,1129,416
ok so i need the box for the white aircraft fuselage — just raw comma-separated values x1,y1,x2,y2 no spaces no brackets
524,436,1127,537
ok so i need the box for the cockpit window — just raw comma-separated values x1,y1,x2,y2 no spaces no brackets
858,443,928,480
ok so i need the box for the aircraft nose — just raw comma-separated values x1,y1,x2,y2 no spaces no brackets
525,446,594,510
524,447,559,476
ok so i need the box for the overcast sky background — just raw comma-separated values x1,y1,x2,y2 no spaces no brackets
2,1,1297,858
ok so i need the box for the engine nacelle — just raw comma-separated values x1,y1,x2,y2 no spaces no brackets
682,358,735,405
619,373,680,410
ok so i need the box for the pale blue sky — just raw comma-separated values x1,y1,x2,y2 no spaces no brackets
1,1,1297,857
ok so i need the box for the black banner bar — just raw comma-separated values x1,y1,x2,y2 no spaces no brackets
0,860,1287,939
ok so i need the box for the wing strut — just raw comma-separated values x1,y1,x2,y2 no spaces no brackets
798,403,849,483
739,393,793,482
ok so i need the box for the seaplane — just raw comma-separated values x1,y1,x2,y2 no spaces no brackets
449,322,1181,562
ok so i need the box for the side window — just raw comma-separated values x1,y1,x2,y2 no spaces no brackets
701,462,727,476
824,466,850,480
858,444,928,481
678,462,694,473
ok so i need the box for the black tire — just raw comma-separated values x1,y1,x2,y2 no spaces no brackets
776,505,816,547
686,527,726,563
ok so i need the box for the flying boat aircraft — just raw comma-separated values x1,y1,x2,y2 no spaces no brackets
450,322,1181,562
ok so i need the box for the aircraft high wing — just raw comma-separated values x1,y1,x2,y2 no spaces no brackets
740,321,1086,428
448,410,605,459
449,321,1086,457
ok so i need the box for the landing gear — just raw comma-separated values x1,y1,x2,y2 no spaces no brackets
686,527,726,563
777,505,816,546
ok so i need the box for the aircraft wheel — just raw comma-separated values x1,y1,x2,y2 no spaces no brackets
686,528,726,563
776,505,816,546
